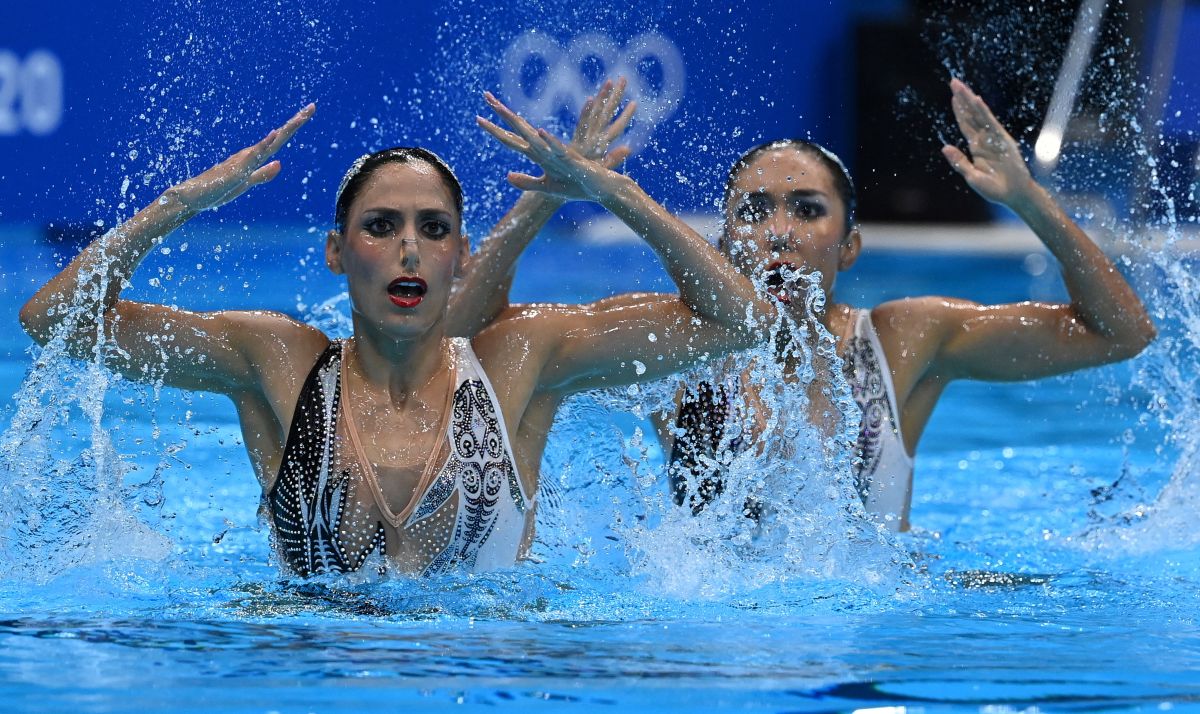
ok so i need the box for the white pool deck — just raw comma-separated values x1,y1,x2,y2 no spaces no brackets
576,213,1200,256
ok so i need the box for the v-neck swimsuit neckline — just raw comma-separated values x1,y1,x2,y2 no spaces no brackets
268,337,534,577
339,338,458,530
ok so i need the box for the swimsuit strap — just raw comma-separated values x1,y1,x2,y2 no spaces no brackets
845,308,915,530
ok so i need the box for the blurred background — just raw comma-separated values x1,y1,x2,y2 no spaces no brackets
0,0,1197,247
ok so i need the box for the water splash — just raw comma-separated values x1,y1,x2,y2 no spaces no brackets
302,290,354,339
534,271,917,601
0,236,172,584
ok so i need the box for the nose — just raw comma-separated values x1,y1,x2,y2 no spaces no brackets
767,216,794,251
399,232,420,270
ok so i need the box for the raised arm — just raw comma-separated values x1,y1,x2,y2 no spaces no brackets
922,78,1155,381
19,105,323,394
447,79,635,338
476,92,776,393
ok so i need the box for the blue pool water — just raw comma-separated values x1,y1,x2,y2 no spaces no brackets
1,220,1198,713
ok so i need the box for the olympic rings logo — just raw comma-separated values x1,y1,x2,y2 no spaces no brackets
0,49,63,136
499,31,686,152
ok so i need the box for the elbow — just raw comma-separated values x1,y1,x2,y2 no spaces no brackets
1130,317,1157,356
18,299,48,346
1108,317,1157,362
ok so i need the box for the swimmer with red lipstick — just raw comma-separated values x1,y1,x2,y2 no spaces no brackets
20,81,779,577
458,78,1156,533
388,276,427,309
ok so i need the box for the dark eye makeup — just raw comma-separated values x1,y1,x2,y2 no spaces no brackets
359,210,454,239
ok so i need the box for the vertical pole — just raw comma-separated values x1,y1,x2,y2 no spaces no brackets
1033,0,1110,175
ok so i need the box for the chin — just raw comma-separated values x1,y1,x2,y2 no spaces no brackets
351,303,444,341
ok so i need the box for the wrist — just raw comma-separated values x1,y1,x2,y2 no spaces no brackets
591,170,637,207
156,187,202,222
1004,178,1050,217
524,191,567,212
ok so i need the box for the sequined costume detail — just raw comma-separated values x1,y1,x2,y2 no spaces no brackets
668,381,733,514
268,338,532,576
841,309,913,528
667,310,912,530
845,326,893,494
411,377,527,575
268,342,386,576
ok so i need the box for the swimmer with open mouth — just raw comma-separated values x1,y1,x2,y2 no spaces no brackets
453,78,1157,535
387,276,427,308
19,78,781,578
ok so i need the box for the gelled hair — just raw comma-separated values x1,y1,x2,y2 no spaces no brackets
334,147,464,232
722,139,857,236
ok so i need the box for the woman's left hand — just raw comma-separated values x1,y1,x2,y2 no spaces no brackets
477,91,624,202
570,77,637,166
941,78,1036,206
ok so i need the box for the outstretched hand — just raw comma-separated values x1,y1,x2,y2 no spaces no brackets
569,77,637,166
476,80,635,201
164,103,316,214
941,78,1035,206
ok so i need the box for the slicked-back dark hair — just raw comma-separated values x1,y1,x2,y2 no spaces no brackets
722,139,857,237
334,147,464,233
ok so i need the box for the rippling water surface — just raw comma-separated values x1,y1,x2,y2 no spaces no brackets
1,225,1198,712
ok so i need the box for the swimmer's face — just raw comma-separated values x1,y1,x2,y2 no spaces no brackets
722,149,860,304
325,161,467,338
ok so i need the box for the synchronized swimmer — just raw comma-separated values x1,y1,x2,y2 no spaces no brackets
461,78,1156,533
19,82,777,576
18,75,1155,578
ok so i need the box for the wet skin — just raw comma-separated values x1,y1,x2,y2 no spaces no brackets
18,92,775,568
459,79,1157,532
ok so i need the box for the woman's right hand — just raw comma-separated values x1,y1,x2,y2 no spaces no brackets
162,103,316,214
940,80,1036,208
477,88,629,202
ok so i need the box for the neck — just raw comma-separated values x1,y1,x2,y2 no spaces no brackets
773,296,850,379
348,315,451,407
816,296,844,333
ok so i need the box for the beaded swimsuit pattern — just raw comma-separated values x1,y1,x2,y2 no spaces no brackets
268,342,386,576
269,340,530,577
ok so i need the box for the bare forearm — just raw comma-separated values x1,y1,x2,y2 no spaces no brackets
447,192,563,337
595,173,764,332
1009,182,1155,344
19,192,194,345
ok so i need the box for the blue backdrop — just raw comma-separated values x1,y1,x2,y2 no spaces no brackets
0,0,860,234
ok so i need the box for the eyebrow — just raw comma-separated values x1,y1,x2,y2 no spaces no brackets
740,189,829,202
785,190,828,201
359,206,454,218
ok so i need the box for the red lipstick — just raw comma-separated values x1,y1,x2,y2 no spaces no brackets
387,276,428,308
764,260,798,305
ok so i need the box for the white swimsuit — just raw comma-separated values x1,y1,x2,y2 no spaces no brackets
268,338,533,576
668,308,914,531
844,309,914,531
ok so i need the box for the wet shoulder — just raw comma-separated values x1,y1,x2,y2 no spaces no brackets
471,302,587,358
223,311,330,423
870,296,981,343
868,296,979,375
469,303,588,397
225,310,330,381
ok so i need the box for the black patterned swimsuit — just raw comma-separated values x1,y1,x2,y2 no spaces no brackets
268,338,533,577
668,309,912,527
